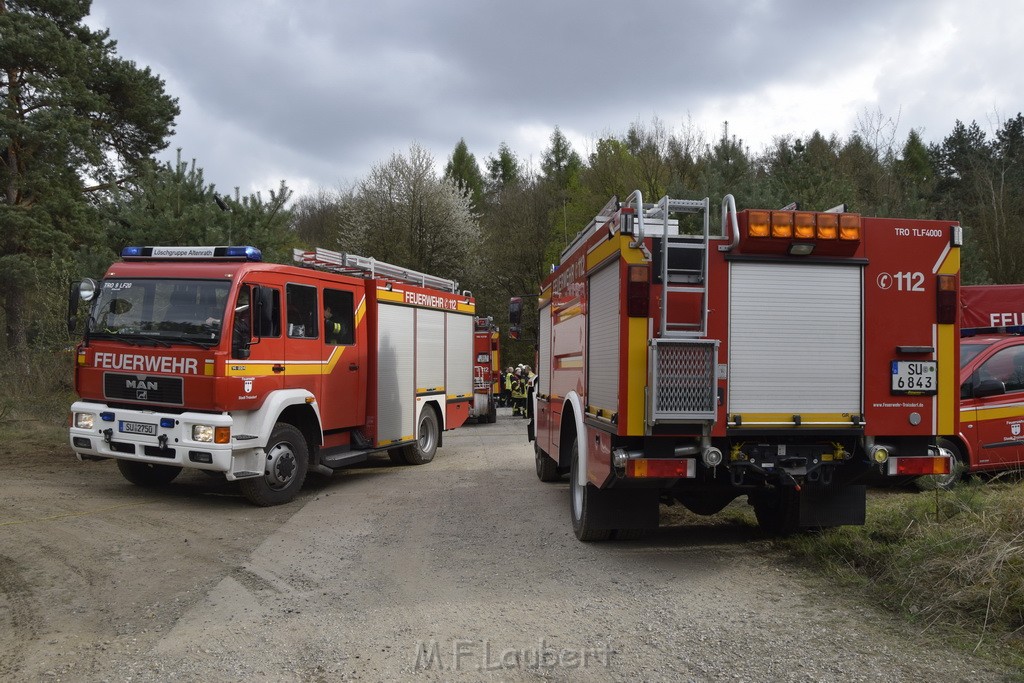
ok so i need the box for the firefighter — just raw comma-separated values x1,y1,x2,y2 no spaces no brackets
324,305,351,345
511,367,527,417
503,367,515,408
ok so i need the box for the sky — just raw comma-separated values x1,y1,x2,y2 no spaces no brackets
84,0,1024,200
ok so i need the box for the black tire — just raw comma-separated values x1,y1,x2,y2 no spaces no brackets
239,423,309,506
400,407,439,465
116,459,182,487
752,487,800,536
916,438,968,490
535,443,561,482
487,401,498,424
569,437,611,542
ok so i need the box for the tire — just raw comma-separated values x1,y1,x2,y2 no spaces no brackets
916,438,968,491
239,423,309,506
487,401,498,424
116,459,182,487
752,487,800,536
400,407,439,465
569,437,611,542
535,443,560,482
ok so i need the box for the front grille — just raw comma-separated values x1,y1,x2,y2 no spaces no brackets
649,339,718,423
103,373,184,406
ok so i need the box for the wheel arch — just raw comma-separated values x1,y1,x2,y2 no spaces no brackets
560,391,586,486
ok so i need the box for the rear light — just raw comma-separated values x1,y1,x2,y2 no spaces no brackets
748,211,770,238
937,274,958,324
627,265,650,317
771,212,794,238
887,456,951,476
794,213,815,239
839,214,861,240
816,213,839,239
626,458,696,478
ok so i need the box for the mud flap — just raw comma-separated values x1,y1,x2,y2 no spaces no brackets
588,488,661,530
526,386,535,442
798,483,866,528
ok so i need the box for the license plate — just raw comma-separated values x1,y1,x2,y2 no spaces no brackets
119,420,156,436
891,361,937,394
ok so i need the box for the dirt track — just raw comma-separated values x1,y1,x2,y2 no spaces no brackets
0,410,1016,681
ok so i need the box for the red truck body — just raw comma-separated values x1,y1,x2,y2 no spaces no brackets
525,193,960,539
69,246,475,505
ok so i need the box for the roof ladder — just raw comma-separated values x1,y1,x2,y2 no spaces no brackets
648,196,710,338
292,248,459,293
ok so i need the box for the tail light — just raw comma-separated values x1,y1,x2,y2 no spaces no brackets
627,265,650,317
887,456,951,476
937,274,957,324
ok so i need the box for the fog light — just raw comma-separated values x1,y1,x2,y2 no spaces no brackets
73,437,92,449
192,424,214,442
75,413,95,430
189,451,213,464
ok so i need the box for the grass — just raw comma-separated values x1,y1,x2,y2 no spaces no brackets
0,349,78,465
780,480,1024,670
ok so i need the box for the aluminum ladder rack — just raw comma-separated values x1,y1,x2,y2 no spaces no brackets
293,247,459,293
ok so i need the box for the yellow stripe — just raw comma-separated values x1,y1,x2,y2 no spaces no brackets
970,403,1024,421
936,243,960,434
626,315,647,435
729,413,860,425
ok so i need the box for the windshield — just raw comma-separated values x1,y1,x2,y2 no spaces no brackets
88,279,232,344
961,342,991,369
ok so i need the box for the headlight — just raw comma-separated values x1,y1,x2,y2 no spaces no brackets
192,424,215,442
75,413,94,430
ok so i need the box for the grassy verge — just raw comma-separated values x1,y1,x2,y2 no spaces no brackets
781,480,1024,670
0,350,77,465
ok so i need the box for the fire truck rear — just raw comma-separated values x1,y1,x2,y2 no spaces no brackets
69,245,476,506
519,193,960,540
470,316,500,423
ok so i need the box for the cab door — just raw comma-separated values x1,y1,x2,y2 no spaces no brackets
283,283,322,402
965,342,1024,469
228,282,284,404
320,286,366,430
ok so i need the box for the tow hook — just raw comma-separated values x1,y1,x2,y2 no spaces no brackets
158,433,168,449
102,428,113,444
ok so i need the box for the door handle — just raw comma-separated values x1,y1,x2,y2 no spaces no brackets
349,363,359,371
272,364,285,373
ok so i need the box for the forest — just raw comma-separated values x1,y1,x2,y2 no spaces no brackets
3,1,1024,418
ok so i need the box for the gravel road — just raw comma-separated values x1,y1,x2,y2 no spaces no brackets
0,410,1017,682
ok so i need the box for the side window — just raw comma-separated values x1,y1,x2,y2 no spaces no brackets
323,289,355,346
977,346,1024,393
286,284,318,339
254,286,282,338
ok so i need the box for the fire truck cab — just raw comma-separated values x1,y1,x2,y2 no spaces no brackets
69,246,475,506
520,193,960,540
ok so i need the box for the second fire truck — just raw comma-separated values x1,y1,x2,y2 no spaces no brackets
515,192,959,540
69,246,476,506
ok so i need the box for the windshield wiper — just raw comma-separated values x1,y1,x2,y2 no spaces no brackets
162,335,215,350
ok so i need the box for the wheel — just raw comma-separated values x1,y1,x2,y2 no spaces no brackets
569,437,611,542
487,401,498,424
916,438,968,490
535,443,560,482
116,460,182,487
239,423,309,506
400,407,439,465
752,487,800,536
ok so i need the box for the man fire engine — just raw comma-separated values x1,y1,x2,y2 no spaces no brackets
514,192,959,540
68,246,476,506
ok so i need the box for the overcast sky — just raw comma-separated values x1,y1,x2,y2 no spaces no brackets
85,0,1024,200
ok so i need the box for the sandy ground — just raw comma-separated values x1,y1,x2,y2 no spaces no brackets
0,410,1018,682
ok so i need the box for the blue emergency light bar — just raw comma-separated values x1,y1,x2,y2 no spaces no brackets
120,246,263,261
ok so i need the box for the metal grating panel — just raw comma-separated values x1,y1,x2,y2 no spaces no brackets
539,304,551,396
649,339,718,422
587,263,620,413
416,309,445,390
446,313,474,397
377,304,415,442
729,263,861,414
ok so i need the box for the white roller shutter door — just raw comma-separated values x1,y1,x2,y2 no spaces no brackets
587,263,620,413
729,262,862,414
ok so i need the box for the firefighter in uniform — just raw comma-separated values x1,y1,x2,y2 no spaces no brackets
511,367,527,417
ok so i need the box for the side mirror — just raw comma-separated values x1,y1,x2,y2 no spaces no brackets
509,297,522,326
973,378,1007,399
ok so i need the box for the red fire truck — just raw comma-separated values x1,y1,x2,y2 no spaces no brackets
470,317,500,423
937,284,1024,485
514,192,960,540
69,246,476,506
